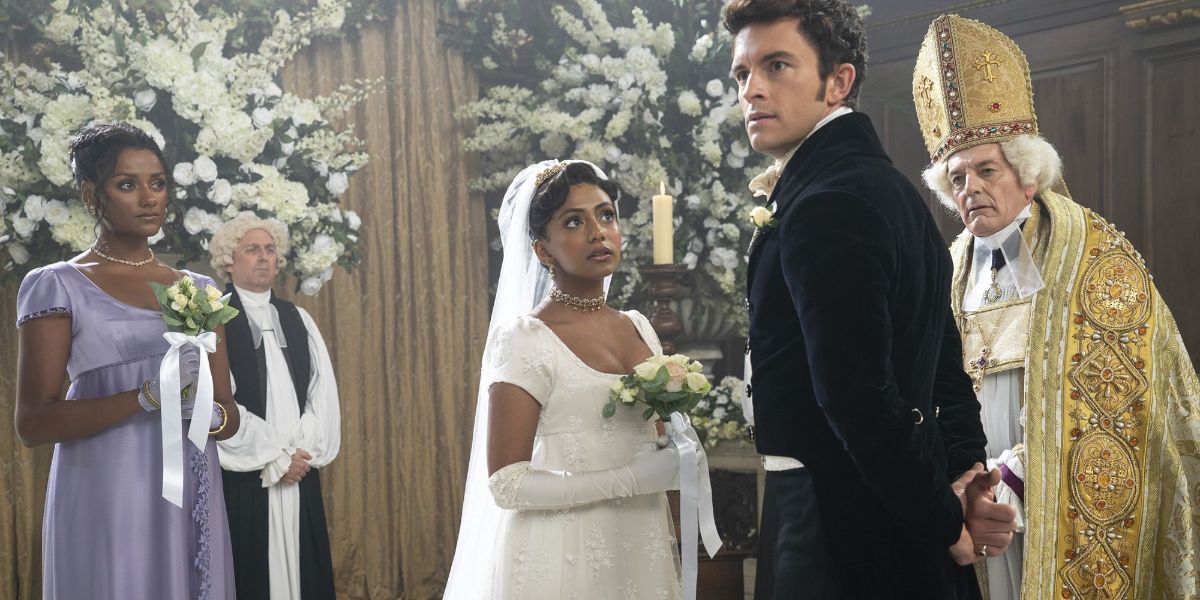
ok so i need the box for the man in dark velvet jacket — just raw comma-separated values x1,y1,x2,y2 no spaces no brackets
724,1,1017,598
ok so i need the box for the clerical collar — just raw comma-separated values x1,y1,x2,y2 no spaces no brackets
974,204,1033,250
234,285,272,307
749,106,854,198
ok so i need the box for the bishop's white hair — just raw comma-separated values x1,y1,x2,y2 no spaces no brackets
922,134,1063,213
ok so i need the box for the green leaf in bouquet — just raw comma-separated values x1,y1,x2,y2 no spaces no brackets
601,400,616,419
642,407,656,421
161,314,185,328
652,365,669,387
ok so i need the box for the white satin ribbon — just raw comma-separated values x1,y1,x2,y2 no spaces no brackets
159,331,218,508
666,412,723,600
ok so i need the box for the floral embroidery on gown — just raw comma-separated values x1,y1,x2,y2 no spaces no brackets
487,309,682,599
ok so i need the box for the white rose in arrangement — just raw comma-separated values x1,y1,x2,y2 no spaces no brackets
705,78,725,98
173,162,196,186
252,107,275,129
192,155,218,182
23,195,46,221
345,210,361,230
42,199,70,226
12,216,37,239
208,179,232,205
133,89,157,112
148,228,166,245
184,207,213,235
325,172,349,196
686,372,709,393
300,277,323,296
712,407,727,420
7,242,30,264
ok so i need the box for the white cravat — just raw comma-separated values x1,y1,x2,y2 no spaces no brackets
964,205,1033,311
746,106,853,472
748,106,853,199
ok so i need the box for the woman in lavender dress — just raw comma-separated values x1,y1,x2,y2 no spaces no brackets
13,122,240,599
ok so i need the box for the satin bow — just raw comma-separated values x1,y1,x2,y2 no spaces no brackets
159,331,218,508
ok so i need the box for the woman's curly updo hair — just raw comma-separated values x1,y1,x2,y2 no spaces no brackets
67,121,174,233
527,161,620,242
68,121,170,193
723,0,869,109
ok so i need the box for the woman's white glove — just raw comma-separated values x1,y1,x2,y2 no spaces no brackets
488,442,681,511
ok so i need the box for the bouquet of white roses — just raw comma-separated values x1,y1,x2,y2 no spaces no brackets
149,275,239,340
148,275,240,508
604,354,713,421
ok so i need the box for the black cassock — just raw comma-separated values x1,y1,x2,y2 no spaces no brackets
745,112,987,599
222,285,336,599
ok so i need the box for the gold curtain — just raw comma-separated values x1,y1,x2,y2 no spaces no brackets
0,1,488,597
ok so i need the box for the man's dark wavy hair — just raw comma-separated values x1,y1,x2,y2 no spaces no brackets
723,0,869,109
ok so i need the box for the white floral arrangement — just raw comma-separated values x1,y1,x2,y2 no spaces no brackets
690,376,752,450
0,0,377,294
445,0,769,338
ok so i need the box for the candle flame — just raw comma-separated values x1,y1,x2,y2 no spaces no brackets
660,181,666,195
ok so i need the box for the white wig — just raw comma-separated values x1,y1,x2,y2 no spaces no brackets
209,212,290,279
922,134,1063,212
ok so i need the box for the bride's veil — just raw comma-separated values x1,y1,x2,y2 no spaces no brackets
444,159,614,598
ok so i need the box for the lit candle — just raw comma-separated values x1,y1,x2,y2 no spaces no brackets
652,181,674,265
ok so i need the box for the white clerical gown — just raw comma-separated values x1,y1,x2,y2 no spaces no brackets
962,208,1032,600
216,286,341,600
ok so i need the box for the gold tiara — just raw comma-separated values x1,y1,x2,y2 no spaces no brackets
534,162,567,188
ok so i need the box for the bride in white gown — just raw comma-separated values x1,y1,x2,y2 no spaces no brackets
444,160,683,599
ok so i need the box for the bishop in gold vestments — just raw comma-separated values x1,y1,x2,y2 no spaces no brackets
913,14,1200,600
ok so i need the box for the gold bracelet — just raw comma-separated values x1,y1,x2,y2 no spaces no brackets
208,402,229,436
141,380,160,409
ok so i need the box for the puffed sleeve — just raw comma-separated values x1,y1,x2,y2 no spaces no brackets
486,317,554,405
15,265,73,328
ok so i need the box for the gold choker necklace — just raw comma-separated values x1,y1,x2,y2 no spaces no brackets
92,244,155,267
550,287,605,312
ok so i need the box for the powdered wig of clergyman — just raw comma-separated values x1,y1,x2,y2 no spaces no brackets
209,213,291,279
922,134,1064,213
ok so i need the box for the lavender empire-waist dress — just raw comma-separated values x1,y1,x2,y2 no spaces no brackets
15,262,235,600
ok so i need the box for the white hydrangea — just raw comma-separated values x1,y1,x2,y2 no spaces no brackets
40,94,92,134
677,90,702,117
690,33,713,63
43,12,81,44
36,135,74,186
49,202,96,251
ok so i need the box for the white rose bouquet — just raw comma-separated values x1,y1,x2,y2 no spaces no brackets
149,275,239,339
604,354,712,421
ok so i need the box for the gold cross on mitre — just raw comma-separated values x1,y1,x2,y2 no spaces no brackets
974,50,1003,82
915,76,936,109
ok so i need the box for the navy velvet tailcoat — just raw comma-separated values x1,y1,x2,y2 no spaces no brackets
746,112,987,598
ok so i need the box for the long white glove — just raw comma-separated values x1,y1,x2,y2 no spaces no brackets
488,442,680,511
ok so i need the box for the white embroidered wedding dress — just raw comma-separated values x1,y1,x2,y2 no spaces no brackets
485,310,682,600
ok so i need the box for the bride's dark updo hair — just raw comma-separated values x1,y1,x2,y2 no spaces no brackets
528,161,620,242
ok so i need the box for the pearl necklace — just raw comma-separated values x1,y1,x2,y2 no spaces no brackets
91,244,156,267
549,287,606,312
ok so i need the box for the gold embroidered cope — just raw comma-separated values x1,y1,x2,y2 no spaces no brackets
949,191,1200,599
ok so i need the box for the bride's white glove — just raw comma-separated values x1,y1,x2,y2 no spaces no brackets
488,442,681,511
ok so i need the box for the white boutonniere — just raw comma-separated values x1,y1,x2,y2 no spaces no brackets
749,203,776,229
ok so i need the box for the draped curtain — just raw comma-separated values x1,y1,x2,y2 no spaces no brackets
0,1,487,597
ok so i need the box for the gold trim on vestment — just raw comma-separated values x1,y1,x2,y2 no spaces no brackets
950,190,1200,599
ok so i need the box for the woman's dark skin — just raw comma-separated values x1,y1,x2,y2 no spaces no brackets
15,147,240,446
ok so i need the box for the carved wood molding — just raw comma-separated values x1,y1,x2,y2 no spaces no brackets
866,0,1008,31
1120,0,1200,31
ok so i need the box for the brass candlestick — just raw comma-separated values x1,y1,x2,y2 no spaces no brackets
640,264,686,355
